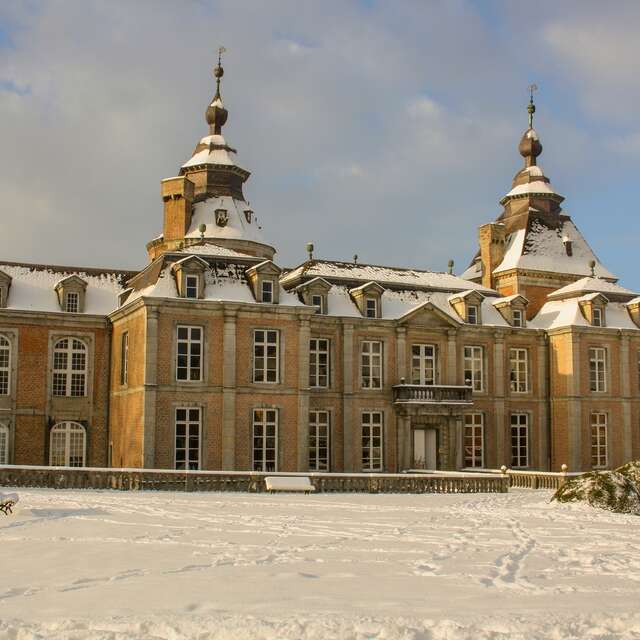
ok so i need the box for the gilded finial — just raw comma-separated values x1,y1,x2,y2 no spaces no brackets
214,46,226,100
527,83,538,128
206,46,229,135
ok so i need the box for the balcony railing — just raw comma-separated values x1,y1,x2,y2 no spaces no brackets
393,384,472,405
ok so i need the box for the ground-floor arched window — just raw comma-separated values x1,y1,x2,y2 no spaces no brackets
0,423,8,464
50,422,86,467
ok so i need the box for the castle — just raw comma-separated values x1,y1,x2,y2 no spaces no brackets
1,60,638,474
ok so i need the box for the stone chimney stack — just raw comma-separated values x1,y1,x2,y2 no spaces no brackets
478,222,506,289
161,176,195,243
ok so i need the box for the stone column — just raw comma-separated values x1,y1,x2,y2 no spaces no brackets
297,317,311,471
142,306,159,468
569,331,582,471
493,332,506,466
342,323,355,471
537,335,549,470
396,327,407,382
222,309,237,470
446,329,457,385
620,333,632,462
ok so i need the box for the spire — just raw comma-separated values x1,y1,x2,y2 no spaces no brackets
527,83,537,128
206,46,228,135
518,83,542,167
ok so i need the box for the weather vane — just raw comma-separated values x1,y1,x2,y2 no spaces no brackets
527,83,538,128
218,46,226,66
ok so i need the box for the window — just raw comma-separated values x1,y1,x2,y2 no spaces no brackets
411,344,436,385
52,338,87,397
254,330,279,383
467,305,479,324
361,340,383,389
50,422,86,467
512,309,524,328
65,292,79,313
309,338,330,388
309,410,330,471
592,307,604,327
0,335,10,396
510,413,529,468
0,423,8,464
591,413,608,468
253,408,278,471
175,407,201,470
0,288,4,308
185,274,199,299
589,347,607,392
311,294,325,314
176,326,202,381
464,413,484,468
463,346,484,392
120,332,129,386
261,280,274,303
365,297,378,318
362,412,383,471
509,348,529,393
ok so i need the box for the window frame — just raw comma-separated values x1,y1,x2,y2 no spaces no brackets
512,309,524,328
309,409,330,471
0,422,9,464
49,422,86,467
309,338,330,388
185,274,200,299
120,331,129,386
0,334,10,396
589,346,607,393
253,408,278,472
361,340,383,390
65,291,79,313
509,347,529,393
311,293,326,314
361,411,383,472
592,307,604,327
467,304,479,325
365,297,378,319
464,413,484,468
176,325,203,382
510,413,529,468
463,345,484,392
261,279,274,303
591,412,608,469
174,407,201,470
52,337,88,397
411,344,437,386
253,329,280,384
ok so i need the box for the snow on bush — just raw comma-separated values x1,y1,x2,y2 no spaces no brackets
553,470,640,515
617,460,640,487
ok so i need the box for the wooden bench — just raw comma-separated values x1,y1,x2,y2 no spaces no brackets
264,476,316,494
0,492,19,516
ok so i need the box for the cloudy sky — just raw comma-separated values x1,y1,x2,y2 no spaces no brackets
0,1,639,288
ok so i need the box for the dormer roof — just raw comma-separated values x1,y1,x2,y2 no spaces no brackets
171,255,209,272
246,260,282,277
54,274,88,291
349,281,385,296
547,277,636,302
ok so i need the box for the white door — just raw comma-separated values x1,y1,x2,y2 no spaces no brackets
413,429,438,470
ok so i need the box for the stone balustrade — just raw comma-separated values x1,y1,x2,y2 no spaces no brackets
0,465,508,494
393,384,472,405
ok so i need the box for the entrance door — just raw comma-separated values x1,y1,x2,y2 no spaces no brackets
413,428,438,470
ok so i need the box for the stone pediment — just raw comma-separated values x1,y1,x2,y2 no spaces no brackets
398,301,460,328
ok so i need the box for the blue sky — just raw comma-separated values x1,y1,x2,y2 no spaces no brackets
0,1,639,289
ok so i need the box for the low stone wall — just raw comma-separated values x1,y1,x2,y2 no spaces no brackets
0,465,509,494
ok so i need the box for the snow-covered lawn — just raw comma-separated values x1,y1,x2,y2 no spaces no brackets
1,488,640,639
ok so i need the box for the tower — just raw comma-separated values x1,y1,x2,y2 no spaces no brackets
147,49,276,261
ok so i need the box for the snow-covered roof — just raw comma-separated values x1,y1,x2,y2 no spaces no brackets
531,299,637,331
181,134,241,169
282,260,495,294
518,165,545,177
492,294,528,306
185,195,270,247
173,243,262,260
547,277,636,301
504,180,558,198
0,263,130,315
493,220,616,279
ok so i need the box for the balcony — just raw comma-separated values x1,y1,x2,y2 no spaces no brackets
393,384,472,406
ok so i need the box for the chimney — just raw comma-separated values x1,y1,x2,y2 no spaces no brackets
478,222,506,289
161,176,195,242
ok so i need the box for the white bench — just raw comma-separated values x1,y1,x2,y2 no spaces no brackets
0,492,19,516
264,476,316,493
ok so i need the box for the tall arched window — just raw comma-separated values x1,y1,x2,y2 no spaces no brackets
0,334,10,396
50,422,86,467
52,338,87,397
0,423,9,464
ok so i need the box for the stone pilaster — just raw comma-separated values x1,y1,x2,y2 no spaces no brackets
569,331,582,470
297,317,311,470
342,323,354,471
537,335,549,470
493,332,506,466
396,326,407,381
620,334,632,462
222,309,237,470
142,306,159,468
446,329,457,385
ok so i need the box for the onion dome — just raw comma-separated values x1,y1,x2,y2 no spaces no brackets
519,127,542,167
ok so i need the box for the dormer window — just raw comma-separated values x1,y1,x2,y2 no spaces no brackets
65,292,79,313
0,270,11,309
365,297,378,319
261,280,274,303
185,274,200,299
311,293,326,314
215,209,228,227
449,290,484,326
592,307,604,327
244,209,253,223
512,309,524,328
467,305,479,325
